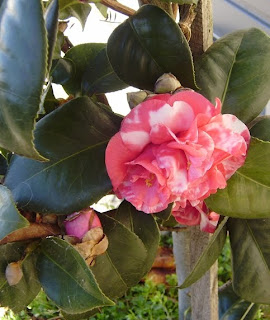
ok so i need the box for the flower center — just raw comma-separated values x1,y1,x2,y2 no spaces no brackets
187,159,191,170
145,174,155,187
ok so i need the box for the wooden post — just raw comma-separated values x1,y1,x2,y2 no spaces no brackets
190,227,218,320
174,1,218,319
189,0,213,59
188,1,218,318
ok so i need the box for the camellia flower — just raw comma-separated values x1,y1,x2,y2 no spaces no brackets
105,91,250,232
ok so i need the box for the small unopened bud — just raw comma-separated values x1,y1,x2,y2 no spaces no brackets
127,91,148,109
64,208,101,240
64,209,108,265
5,262,23,286
154,73,181,93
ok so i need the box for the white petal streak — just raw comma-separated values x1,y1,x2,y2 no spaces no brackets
121,130,150,151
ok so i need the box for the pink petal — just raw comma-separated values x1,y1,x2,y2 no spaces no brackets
120,96,195,152
172,202,201,226
118,173,171,213
105,133,138,190
202,114,249,157
155,145,188,194
128,145,166,186
167,91,220,118
199,210,219,233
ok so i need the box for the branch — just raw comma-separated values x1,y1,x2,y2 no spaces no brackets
0,223,61,245
100,0,136,16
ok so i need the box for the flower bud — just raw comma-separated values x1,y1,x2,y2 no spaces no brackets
64,208,101,240
127,91,148,109
5,262,23,286
64,209,108,265
154,73,181,93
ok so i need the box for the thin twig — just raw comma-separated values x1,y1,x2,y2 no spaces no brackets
100,0,136,16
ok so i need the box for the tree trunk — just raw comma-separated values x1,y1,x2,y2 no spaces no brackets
173,1,218,319
172,230,192,319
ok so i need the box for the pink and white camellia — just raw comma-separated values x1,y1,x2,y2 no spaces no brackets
105,91,250,232
64,208,101,240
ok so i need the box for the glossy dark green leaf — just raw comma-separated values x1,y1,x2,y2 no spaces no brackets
51,58,74,85
0,185,29,241
112,201,160,276
107,5,196,91
206,138,270,218
63,43,106,95
44,0,59,70
0,0,47,160
43,85,60,115
59,0,91,29
91,213,148,299
219,282,260,320
37,237,113,314
4,97,121,214
82,48,128,95
180,217,228,288
0,243,41,312
196,28,270,124
228,218,270,303
249,116,270,142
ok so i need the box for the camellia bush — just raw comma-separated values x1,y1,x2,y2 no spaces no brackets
0,0,270,319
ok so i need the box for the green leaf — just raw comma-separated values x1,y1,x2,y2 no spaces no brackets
82,48,128,95
112,201,160,276
51,58,74,85
61,309,98,320
63,43,106,95
43,85,60,115
4,97,121,214
0,243,41,312
95,3,108,18
219,282,260,320
44,0,59,70
91,213,148,300
196,28,270,124
59,0,91,29
107,5,196,91
180,217,228,288
0,185,29,241
53,31,65,60
154,203,173,222
206,138,270,219
228,218,270,304
0,0,47,160
37,237,113,314
249,116,270,142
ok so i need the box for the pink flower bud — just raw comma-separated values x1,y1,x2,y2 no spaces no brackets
64,208,102,240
